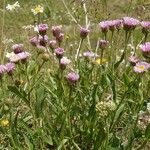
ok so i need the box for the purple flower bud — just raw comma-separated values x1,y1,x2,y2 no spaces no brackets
141,21,150,34
99,40,109,49
80,27,90,39
99,21,109,33
139,42,150,59
38,23,49,35
123,17,140,30
12,44,24,54
54,47,64,59
30,37,38,47
129,55,139,66
66,72,80,85
51,25,62,37
60,57,71,70
0,65,6,77
39,35,48,47
5,63,15,76
56,33,64,43
49,40,57,49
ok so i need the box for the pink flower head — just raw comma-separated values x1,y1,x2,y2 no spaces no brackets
38,35,48,47
38,23,48,35
5,63,15,75
0,65,6,76
123,17,140,30
99,40,109,49
99,21,109,33
17,52,30,63
60,57,71,70
12,44,24,54
49,40,57,49
54,47,64,59
113,19,122,30
83,51,96,58
141,21,150,34
129,55,139,66
51,25,62,37
80,27,90,39
139,42,150,58
133,62,150,73
66,72,80,85
30,37,38,47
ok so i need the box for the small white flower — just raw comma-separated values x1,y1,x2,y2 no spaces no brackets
34,25,39,33
6,1,20,11
6,52,15,59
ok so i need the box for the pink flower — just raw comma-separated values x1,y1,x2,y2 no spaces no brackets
99,40,109,49
83,51,96,58
5,63,15,75
139,42,150,52
129,55,139,66
133,62,150,73
0,65,6,76
113,19,122,30
56,33,64,43
99,21,110,33
49,40,57,49
80,27,90,39
17,52,30,63
66,72,80,85
38,35,48,47
60,57,71,70
141,21,150,34
51,25,62,38
54,47,64,59
139,42,150,58
123,17,140,30
38,23,48,35
12,44,24,54
30,37,38,47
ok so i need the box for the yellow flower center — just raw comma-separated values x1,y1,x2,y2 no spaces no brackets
95,58,107,64
137,65,145,71
1,119,9,127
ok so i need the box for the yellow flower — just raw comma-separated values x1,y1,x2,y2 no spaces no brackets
94,58,107,65
1,119,9,127
31,5,44,15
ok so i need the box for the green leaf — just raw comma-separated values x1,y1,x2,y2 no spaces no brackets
57,139,68,150
145,123,150,139
8,86,29,106
24,135,34,150
113,104,125,123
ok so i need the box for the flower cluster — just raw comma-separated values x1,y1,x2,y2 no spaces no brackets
99,19,122,33
6,44,30,63
96,101,115,119
99,17,150,33
31,5,44,15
